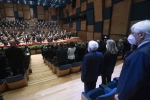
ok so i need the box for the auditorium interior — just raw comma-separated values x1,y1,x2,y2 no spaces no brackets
0,0,150,100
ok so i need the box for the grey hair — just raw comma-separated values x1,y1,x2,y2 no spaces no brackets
88,40,99,51
131,20,150,40
106,39,118,54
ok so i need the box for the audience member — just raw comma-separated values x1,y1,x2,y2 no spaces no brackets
81,40,103,93
101,39,118,84
67,42,76,64
116,20,150,100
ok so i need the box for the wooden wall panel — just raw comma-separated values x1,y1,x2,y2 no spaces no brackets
0,13,1,18
94,32,101,40
1,9,5,18
6,17,15,21
63,7,66,14
110,0,132,35
68,4,72,12
69,11,73,16
87,25,94,32
87,32,93,40
49,13,51,20
81,1,87,12
13,4,17,11
30,8,33,19
63,24,69,31
72,9,76,15
103,19,110,35
0,2,3,9
51,8,56,15
73,22,76,30
38,15,44,20
24,11,30,19
5,8,14,17
78,31,87,41
4,3,13,8
18,11,23,17
23,4,29,11
94,0,103,22
81,21,86,31
134,0,145,3
110,35,125,41
88,0,95,3
57,10,60,16
45,11,49,20
105,0,112,8
37,6,44,14
17,3,22,11
66,5,68,10
76,0,80,8
48,7,51,12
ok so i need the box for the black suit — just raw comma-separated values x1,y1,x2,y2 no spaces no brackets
56,47,68,66
101,51,117,84
81,51,103,93
0,55,8,79
5,46,24,75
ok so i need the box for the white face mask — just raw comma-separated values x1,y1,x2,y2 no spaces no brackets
106,44,108,49
127,34,136,45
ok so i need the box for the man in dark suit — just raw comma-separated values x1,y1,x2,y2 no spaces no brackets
5,40,24,76
116,20,150,100
56,43,68,66
81,40,103,93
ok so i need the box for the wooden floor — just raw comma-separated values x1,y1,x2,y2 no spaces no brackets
2,54,123,100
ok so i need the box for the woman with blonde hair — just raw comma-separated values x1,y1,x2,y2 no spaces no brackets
101,39,118,84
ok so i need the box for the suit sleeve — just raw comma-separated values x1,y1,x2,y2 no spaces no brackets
81,55,88,82
118,51,150,100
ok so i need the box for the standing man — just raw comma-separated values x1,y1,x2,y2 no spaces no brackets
81,40,103,93
5,40,24,76
116,20,150,100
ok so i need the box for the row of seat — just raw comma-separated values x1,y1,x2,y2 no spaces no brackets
81,77,119,100
44,58,82,77
0,60,31,93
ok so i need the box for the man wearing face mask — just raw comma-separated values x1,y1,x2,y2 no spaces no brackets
115,20,150,100
81,40,103,93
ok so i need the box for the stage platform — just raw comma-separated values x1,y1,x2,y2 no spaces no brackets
0,37,83,48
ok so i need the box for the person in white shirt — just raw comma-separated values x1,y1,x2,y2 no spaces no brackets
67,42,76,64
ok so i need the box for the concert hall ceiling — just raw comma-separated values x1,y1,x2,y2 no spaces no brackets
0,0,71,8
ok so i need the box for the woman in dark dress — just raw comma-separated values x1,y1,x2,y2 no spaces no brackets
101,39,118,84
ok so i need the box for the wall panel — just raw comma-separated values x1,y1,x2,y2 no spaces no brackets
23,4,29,11
88,0,94,4
24,11,30,19
0,2,3,9
87,25,94,32
87,32,93,40
78,31,87,40
94,0,103,22
110,0,132,35
1,9,5,18
30,8,33,19
81,1,87,12
103,19,110,35
4,3,13,8
37,6,44,14
81,21,86,30
105,0,112,8
18,11,23,17
110,35,125,41
13,4,17,11
51,8,56,15
94,32,101,40
76,0,81,8
17,3,22,11
44,11,49,20
73,22,76,30
5,8,14,17
38,15,44,20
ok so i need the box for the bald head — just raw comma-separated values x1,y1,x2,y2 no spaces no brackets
9,40,16,46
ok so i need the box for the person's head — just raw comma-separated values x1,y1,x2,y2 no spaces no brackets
128,20,150,46
106,39,118,54
88,40,99,52
9,40,16,46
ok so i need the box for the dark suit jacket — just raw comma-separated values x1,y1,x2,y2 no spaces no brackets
5,46,24,69
56,47,68,64
81,51,103,82
102,51,117,75
117,42,150,100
